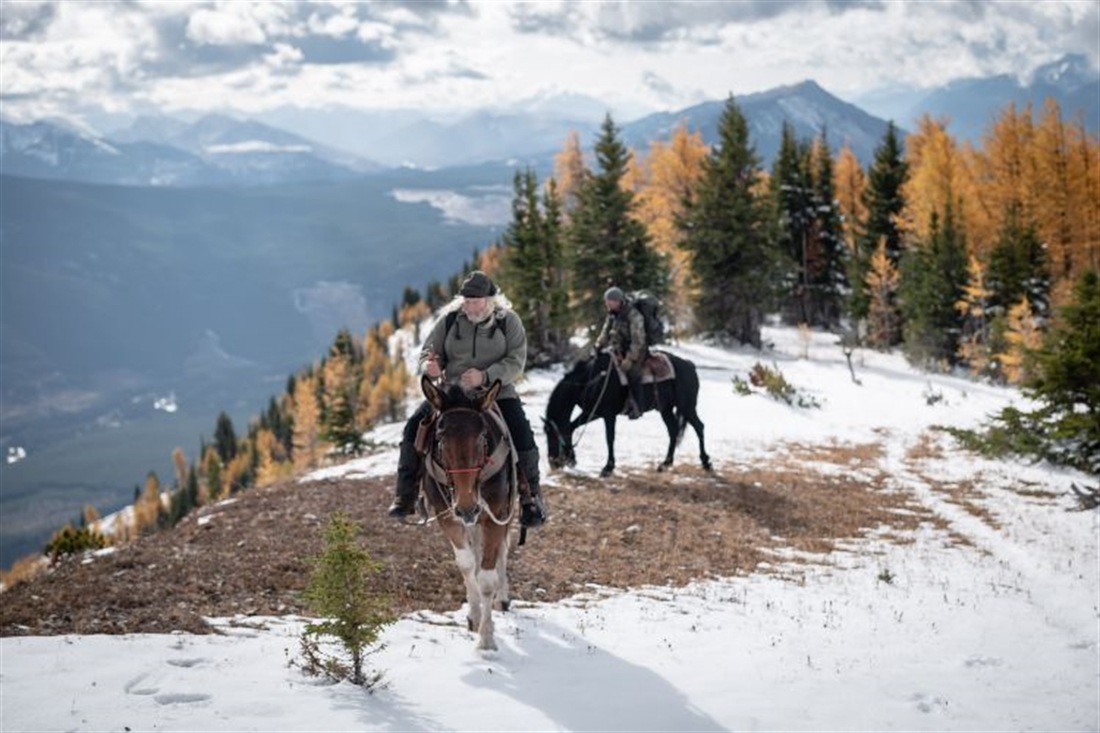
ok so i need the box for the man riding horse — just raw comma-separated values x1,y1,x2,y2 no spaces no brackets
595,286,648,419
387,270,547,529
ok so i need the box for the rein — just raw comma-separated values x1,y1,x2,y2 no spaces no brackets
569,356,614,449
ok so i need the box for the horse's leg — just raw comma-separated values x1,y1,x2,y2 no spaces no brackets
683,406,711,471
496,527,510,613
658,402,679,471
473,522,509,652
440,519,481,632
601,415,617,477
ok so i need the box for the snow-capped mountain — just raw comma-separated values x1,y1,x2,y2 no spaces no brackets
0,118,220,186
620,80,894,165
1,115,383,186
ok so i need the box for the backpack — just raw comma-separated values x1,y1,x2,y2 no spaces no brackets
627,290,665,346
444,309,508,342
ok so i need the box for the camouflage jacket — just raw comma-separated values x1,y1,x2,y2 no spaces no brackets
595,303,647,371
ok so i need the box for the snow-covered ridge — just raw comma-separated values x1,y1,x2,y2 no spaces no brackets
3,324,1096,731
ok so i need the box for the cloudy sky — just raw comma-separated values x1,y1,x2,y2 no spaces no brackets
1,0,1097,130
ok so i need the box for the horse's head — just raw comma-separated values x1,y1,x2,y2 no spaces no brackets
542,413,575,469
543,355,599,470
422,376,502,525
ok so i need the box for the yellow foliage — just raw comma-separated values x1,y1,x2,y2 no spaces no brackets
633,122,707,333
1000,297,1043,384
254,427,292,487
293,373,324,470
834,143,867,255
865,239,900,348
552,129,587,219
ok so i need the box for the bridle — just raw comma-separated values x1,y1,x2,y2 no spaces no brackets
548,355,614,457
424,406,514,526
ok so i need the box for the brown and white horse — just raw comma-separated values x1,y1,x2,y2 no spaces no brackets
420,376,516,652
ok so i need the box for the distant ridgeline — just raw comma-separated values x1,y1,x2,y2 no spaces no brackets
4,95,1097,585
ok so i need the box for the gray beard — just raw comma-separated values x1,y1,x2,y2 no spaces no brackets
466,307,493,324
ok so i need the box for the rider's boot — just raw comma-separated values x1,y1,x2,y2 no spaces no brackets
517,448,547,528
387,441,421,518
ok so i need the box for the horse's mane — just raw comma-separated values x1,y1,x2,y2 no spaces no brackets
547,352,613,421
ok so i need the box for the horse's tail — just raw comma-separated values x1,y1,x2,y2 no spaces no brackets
670,354,701,446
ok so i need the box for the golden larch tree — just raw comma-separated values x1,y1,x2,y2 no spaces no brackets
971,102,1038,258
956,254,994,376
865,238,900,348
1000,297,1043,385
834,142,867,255
552,129,588,220
634,122,708,333
292,372,324,471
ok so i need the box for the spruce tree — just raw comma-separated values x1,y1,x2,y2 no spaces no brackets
676,96,779,348
213,412,237,464
567,114,666,331
1025,269,1100,472
987,205,1051,319
497,168,571,364
809,131,847,329
299,511,394,687
850,121,909,324
771,121,813,323
899,203,968,367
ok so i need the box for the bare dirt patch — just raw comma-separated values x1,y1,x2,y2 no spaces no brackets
1,448,938,637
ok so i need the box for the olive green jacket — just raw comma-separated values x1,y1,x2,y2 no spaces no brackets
418,306,527,400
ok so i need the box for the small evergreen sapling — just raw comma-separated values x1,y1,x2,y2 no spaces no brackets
297,511,395,688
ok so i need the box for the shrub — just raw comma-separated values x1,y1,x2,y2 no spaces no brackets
44,524,109,562
738,362,821,409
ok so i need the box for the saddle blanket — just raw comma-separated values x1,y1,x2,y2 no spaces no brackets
615,351,674,385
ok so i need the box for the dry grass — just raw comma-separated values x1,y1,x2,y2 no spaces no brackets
1,443,942,637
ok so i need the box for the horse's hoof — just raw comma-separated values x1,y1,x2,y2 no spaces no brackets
600,467,613,478
658,463,671,473
500,599,510,613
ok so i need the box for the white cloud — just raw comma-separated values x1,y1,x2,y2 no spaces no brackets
186,6,267,46
0,0,1094,125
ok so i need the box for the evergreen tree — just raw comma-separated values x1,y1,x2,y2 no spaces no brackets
497,168,571,363
899,203,968,367
322,329,365,455
987,206,1051,319
299,511,395,687
770,122,813,323
850,121,909,324
568,114,666,331
213,412,237,464
676,96,778,348
1026,269,1100,471
808,131,847,328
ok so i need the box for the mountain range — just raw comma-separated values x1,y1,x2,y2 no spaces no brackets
2,55,1094,183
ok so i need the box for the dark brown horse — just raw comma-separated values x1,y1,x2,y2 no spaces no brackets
420,376,516,652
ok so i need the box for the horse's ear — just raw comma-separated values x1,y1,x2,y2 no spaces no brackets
477,379,502,411
422,375,445,412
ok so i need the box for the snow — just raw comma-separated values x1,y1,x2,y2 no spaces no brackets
3,325,1098,732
